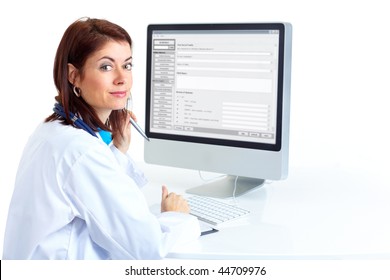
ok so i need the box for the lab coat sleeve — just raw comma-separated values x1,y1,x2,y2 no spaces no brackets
62,144,200,259
109,144,148,188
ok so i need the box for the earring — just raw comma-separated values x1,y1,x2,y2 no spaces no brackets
73,86,81,97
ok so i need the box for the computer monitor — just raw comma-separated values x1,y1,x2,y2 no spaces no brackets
144,23,292,198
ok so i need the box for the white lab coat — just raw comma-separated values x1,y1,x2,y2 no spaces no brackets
2,120,200,259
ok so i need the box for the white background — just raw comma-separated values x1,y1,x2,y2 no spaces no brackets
0,0,389,259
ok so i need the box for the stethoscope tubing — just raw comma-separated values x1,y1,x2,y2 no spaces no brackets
53,103,97,138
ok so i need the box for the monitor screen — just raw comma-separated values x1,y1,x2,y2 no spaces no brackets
144,23,292,198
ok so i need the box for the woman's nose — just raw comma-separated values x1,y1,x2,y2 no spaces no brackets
114,68,130,85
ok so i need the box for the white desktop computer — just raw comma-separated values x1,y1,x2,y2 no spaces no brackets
144,23,292,198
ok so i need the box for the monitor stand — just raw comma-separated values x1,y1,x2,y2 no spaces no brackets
185,175,265,199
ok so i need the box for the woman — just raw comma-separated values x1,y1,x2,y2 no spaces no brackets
2,17,200,259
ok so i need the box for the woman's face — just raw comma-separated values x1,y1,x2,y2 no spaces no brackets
71,40,133,122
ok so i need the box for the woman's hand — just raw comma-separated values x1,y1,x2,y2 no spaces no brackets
161,185,190,213
112,111,136,154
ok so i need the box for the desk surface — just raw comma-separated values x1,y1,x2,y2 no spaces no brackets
140,162,390,259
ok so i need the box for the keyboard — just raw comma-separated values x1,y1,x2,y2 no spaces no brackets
187,195,250,226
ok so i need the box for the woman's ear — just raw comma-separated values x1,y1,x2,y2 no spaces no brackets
67,63,79,86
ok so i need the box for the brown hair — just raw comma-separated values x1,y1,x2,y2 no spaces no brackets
46,17,132,134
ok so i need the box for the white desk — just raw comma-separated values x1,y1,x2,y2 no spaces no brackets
140,162,390,259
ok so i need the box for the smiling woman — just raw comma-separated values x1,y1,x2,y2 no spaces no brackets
67,40,133,122
48,17,133,138
2,17,200,260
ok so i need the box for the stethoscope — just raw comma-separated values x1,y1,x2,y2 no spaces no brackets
53,99,149,142
53,103,97,138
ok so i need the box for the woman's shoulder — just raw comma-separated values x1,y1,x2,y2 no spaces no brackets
36,121,106,156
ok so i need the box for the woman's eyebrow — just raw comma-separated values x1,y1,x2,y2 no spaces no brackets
98,56,132,62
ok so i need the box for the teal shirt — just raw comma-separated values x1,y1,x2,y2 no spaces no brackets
98,129,112,145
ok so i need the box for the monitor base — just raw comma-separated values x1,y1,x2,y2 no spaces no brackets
186,175,265,199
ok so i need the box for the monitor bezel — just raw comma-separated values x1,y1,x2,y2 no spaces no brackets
145,23,287,152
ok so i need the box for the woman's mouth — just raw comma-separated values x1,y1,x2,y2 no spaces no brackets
110,91,127,98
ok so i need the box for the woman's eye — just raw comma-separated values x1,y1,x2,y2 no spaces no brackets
100,64,113,71
124,63,133,71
